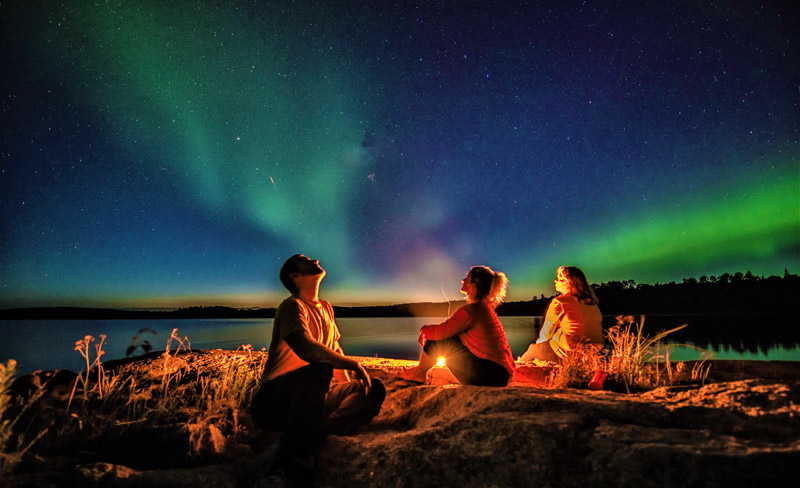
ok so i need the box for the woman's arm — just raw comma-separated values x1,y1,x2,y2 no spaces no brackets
420,307,472,341
537,300,560,342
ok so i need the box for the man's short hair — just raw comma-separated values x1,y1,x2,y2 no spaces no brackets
279,254,304,294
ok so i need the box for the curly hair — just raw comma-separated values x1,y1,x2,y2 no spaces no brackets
468,265,509,308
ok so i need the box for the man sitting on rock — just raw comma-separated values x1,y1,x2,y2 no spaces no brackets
250,254,385,484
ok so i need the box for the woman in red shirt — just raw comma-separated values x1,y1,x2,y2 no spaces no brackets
400,266,516,386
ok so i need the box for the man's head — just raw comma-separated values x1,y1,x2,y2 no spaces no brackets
279,254,325,294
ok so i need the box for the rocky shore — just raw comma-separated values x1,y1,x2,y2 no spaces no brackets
4,352,800,487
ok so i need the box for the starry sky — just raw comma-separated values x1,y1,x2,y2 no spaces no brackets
1,0,798,308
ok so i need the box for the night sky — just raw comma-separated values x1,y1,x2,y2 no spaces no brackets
1,1,798,308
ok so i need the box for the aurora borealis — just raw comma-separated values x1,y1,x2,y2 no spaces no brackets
1,0,798,308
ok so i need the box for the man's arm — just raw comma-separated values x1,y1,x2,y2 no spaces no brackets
332,341,353,382
285,331,370,388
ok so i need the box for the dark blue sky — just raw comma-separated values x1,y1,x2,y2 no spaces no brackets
1,0,798,308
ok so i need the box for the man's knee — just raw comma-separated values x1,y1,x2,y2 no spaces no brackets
366,378,386,416
250,363,334,430
302,362,334,383
322,378,386,435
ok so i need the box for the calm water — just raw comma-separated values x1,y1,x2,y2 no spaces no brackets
1,316,798,375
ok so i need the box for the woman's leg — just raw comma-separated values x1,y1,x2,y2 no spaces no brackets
520,341,559,363
448,355,510,386
400,346,439,382
428,338,509,386
404,336,510,386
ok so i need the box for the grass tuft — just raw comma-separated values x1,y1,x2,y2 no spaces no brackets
604,315,689,391
551,315,706,392
21,330,269,462
548,343,603,388
1,360,49,475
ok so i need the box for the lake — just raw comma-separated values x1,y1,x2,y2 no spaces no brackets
1,315,798,375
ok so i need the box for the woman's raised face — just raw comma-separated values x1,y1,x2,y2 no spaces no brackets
554,269,571,295
460,272,475,296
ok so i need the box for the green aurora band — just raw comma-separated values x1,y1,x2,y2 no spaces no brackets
4,1,798,305
517,163,799,294
52,1,373,273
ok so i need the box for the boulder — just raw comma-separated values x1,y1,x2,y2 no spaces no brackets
3,352,798,487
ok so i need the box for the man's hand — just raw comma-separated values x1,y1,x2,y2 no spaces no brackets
351,361,372,391
286,331,372,390
418,328,427,348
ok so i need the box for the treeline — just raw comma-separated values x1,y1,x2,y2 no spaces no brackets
332,299,549,317
344,270,800,318
0,300,553,320
1,270,797,320
593,269,800,315
0,306,276,320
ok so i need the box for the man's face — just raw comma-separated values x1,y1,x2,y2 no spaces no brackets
292,255,325,278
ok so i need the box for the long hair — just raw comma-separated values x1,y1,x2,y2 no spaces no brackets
468,265,508,308
559,266,599,305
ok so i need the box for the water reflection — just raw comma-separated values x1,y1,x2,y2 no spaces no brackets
336,314,800,362
623,313,800,359
1,314,797,375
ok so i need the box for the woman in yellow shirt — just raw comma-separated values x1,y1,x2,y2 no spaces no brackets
520,266,603,362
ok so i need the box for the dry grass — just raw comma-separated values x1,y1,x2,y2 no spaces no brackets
2,329,268,468
0,360,49,475
551,315,707,391
605,315,688,390
0,359,20,474
548,343,604,388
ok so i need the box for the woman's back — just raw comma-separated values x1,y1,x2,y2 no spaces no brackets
459,302,515,370
553,295,603,345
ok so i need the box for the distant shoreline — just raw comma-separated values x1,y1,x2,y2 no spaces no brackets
3,272,798,320
1,302,466,320
2,303,799,321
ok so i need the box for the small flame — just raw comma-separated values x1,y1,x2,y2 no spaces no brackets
436,356,446,367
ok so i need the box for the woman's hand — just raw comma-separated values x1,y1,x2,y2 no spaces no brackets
418,327,428,347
